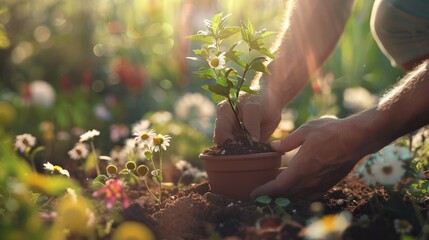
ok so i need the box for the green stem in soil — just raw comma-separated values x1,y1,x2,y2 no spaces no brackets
143,178,160,202
158,149,163,203
90,141,100,176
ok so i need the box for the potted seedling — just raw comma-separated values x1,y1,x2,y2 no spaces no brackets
187,13,283,200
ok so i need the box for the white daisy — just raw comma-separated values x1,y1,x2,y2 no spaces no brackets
175,160,192,172
150,134,171,152
149,111,172,125
174,92,215,132
133,129,156,147
43,162,70,177
68,143,89,160
14,133,36,152
372,156,404,186
131,119,151,133
381,145,413,161
361,165,377,186
394,219,412,235
79,129,100,142
208,52,226,70
28,80,56,109
304,211,352,239
43,162,54,171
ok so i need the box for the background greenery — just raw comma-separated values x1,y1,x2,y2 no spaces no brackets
0,0,403,163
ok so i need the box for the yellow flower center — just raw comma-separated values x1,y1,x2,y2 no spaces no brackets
321,215,335,232
210,57,220,68
140,133,150,140
153,137,163,146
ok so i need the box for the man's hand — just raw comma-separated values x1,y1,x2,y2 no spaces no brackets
250,116,372,200
213,90,283,144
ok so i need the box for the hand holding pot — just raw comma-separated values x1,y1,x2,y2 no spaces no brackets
250,114,379,200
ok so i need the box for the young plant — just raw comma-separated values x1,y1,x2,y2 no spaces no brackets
255,195,290,218
188,12,276,143
133,129,171,203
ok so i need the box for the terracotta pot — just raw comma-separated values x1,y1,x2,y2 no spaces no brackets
199,152,283,201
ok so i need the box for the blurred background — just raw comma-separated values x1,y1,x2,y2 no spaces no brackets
0,0,403,166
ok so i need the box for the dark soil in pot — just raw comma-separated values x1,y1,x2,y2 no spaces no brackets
203,135,273,155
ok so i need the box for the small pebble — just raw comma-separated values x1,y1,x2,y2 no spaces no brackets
337,199,345,205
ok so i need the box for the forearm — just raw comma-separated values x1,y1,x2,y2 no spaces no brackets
255,0,355,106
352,61,429,154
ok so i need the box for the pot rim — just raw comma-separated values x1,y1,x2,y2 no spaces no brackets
199,151,284,160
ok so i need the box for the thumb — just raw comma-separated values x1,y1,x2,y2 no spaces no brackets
271,128,306,152
242,103,262,141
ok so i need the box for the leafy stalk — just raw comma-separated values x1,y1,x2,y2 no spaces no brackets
188,12,275,144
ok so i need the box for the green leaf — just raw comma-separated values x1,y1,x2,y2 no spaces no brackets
218,27,240,39
30,146,45,161
225,51,246,67
255,195,272,204
216,76,228,87
84,152,97,174
194,68,216,79
224,68,236,79
25,173,81,196
247,19,255,37
240,85,257,94
211,93,226,103
186,34,213,44
258,31,277,39
274,197,290,207
250,61,270,74
207,84,231,97
211,12,223,35
256,47,275,59
229,41,241,52
144,151,153,161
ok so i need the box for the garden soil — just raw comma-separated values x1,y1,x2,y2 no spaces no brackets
121,172,429,240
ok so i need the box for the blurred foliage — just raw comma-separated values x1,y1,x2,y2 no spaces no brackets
0,0,406,159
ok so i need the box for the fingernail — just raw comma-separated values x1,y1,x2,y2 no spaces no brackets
271,140,281,150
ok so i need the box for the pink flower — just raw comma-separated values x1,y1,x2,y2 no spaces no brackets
92,179,129,209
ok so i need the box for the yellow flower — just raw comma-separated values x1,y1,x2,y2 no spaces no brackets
304,211,351,239
111,221,156,240
208,52,226,70
53,192,96,236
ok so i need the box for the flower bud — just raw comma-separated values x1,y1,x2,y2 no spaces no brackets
106,164,118,175
125,161,136,170
136,165,149,177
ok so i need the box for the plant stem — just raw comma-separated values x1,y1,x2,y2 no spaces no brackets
158,149,163,203
143,178,160,203
226,99,253,145
30,158,36,172
90,141,100,176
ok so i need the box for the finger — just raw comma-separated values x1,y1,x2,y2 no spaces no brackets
270,127,307,152
249,167,301,199
213,102,236,144
241,103,262,142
